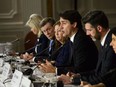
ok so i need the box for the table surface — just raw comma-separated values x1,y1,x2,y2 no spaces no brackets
0,57,82,87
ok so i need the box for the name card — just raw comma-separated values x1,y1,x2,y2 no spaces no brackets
0,59,4,67
11,70,23,87
1,63,11,82
20,76,31,87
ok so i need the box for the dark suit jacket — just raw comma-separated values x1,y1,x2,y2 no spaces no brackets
32,34,50,63
79,30,116,84
102,68,116,87
72,29,98,73
34,36,61,63
26,34,49,54
52,40,72,75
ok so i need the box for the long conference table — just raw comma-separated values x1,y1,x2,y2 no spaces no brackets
0,56,81,87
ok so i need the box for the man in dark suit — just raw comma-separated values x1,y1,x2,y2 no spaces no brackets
21,17,60,63
25,34,49,54
80,28,116,87
34,17,61,63
79,10,116,84
59,10,116,85
59,10,98,73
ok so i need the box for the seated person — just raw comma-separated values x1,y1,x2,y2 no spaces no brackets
20,14,49,61
34,17,61,63
58,10,116,86
80,28,116,87
39,21,72,75
24,31,37,51
39,60,56,73
80,82,105,87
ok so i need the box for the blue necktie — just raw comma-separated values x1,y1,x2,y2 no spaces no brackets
49,40,54,53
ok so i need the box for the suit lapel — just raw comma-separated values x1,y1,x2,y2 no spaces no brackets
96,31,111,72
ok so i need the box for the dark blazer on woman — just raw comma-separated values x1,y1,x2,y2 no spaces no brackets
52,40,72,75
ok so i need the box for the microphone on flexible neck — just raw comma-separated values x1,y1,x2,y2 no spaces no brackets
35,40,55,57
11,38,20,43
25,43,42,52
24,40,31,45
35,46,50,57
48,45,63,64
19,43,42,57
33,45,50,63
49,44,63,61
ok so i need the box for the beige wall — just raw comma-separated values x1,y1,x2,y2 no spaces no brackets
77,0,116,28
0,0,46,51
0,0,116,52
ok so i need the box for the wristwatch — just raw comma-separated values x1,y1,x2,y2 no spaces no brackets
70,74,81,85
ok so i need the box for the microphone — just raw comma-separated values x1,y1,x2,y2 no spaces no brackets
24,43,42,52
23,65,38,75
37,44,63,64
11,38,20,43
18,43,42,59
24,40,31,44
36,46,50,56
35,40,55,57
34,44,63,63
48,45,63,65
34,46,50,63
49,45,63,60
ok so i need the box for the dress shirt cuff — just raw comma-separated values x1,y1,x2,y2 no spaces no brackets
32,57,35,61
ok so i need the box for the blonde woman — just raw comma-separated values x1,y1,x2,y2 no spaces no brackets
24,14,43,51
21,14,49,61
26,14,42,37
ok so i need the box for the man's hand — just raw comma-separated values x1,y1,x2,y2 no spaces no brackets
39,60,56,73
58,74,72,85
80,81,90,86
66,72,75,77
22,52,33,61
80,81,106,87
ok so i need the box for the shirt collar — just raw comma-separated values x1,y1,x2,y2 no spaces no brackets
101,29,110,46
70,33,76,43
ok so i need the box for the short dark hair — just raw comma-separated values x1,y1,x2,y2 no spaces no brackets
82,10,109,29
40,17,55,28
59,10,82,29
111,27,116,36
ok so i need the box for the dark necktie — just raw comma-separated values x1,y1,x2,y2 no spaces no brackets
70,41,73,59
97,44,104,71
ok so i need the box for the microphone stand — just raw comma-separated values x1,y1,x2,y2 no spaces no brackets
11,38,20,44
48,45,63,63
25,43,42,52
23,65,38,75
